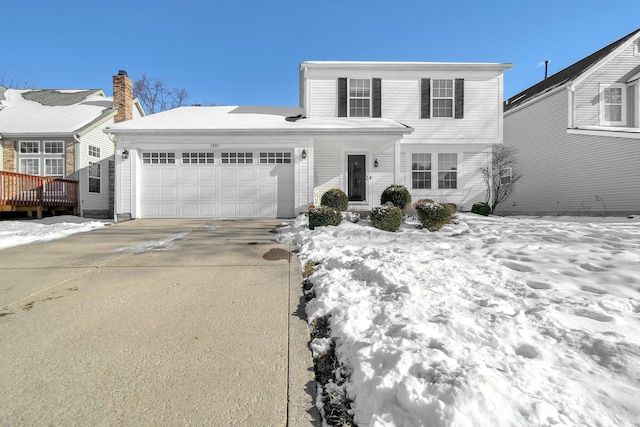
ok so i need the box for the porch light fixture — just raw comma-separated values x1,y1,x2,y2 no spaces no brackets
301,149,307,159
122,149,129,160
374,158,379,168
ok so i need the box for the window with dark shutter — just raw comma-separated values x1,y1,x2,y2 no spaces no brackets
455,79,464,119
421,78,431,119
338,78,348,117
372,78,382,118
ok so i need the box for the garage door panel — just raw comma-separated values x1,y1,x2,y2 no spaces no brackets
238,169,255,181
221,187,236,199
160,169,178,183
238,203,255,217
159,203,178,217
220,169,236,181
200,186,216,199
220,204,237,217
182,203,198,217
238,186,255,198
259,186,275,199
182,169,198,182
160,187,178,199
199,169,216,182
183,186,198,200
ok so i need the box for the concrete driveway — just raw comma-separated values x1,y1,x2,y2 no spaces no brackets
0,219,318,426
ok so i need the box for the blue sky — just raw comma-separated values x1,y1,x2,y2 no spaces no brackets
3,0,639,108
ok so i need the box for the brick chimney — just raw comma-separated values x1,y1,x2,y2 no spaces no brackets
113,70,133,123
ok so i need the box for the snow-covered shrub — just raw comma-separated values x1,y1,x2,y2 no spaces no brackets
471,201,492,216
442,202,458,214
416,201,452,231
342,211,361,223
413,198,435,209
370,205,403,232
309,206,342,230
380,185,411,211
321,188,348,211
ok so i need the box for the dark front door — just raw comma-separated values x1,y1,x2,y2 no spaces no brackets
347,155,366,202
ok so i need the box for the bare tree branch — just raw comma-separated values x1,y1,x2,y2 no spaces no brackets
480,144,524,213
133,74,189,114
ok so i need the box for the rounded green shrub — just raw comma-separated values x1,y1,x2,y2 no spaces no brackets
309,206,342,230
442,202,458,214
321,188,348,211
471,202,492,216
416,201,452,232
370,205,403,232
413,198,434,209
380,185,412,211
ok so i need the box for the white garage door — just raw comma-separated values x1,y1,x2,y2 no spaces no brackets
140,151,295,218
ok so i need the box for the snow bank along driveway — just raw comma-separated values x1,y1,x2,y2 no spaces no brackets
279,213,640,427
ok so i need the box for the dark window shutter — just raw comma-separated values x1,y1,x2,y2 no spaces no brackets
338,78,347,117
455,78,464,119
420,78,431,119
372,78,382,118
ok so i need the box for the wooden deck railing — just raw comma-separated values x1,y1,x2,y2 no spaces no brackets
0,171,78,208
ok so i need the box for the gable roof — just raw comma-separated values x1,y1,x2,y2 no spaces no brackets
504,28,640,112
0,88,117,137
105,106,413,136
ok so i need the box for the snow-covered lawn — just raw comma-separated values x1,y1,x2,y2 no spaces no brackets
278,213,640,427
0,216,110,250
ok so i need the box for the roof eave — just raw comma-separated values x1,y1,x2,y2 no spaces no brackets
104,127,414,137
301,61,513,72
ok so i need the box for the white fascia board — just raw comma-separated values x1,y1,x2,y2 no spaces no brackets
301,61,513,72
567,127,640,139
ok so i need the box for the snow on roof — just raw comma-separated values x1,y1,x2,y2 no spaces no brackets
105,106,413,135
0,88,115,136
301,61,513,71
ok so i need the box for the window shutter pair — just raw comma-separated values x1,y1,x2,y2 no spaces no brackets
420,78,465,119
337,78,382,118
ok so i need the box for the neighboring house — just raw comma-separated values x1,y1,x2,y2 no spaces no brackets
0,71,145,218
500,28,640,216
105,61,511,220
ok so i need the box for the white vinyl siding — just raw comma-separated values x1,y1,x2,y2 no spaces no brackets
502,89,640,215
313,141,342,204
78,118,116,214
306,79,336,118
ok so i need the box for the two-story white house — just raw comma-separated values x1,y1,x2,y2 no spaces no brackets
105,61,511,220
500,28,640,216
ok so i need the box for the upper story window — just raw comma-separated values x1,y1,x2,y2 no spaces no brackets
421,78,464,119
600,83,626,126
349,79,371,117
337,78,382,118
20,141,40,154
44,141,64,154
88,145,100,157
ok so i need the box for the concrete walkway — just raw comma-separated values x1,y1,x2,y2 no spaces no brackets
0,219,319,426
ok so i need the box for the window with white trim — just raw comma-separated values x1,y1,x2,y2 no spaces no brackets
182,152,214,164
349,79,371,117
88,145,100,157
411,153,432,189
259,152,292,164
19,141,40,154
44,141,64,154
221,152,253,164
600,83,626,126
432,79,454,118
45,159,64,178
20,158,40,175
142,152,176,164
438,153,457,189
88,162,101,193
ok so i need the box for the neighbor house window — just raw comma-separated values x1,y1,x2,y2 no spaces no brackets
182,152,214,164
88,162,101,193
221,152,253,164
432,79,454,117
19,141,40,154
411,153,432,189
142,152,176,164
438,153,457,189
88,145,100,157
600,84,626,126
19,158,40,175
349,79,371,117
45,159,64,178
259,152,292,164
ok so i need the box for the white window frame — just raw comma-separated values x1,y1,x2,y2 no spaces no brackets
599,83,627,126
19,158,40,175
259,152,292,164
45,158,65,178
221,152,253,164
432,79,454,118
44,141,64,154
88,145,101,158
142,152,176,164
88,162,101,193
182,152,214,164
348,78,371,117
19,141,40,154
411,153,432,190
437,153,458,189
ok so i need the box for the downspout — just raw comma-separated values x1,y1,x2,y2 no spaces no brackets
567,84,576,129
73,133,83,217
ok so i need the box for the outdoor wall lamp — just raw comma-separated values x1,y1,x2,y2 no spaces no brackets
374,158,379,168
122,149,129,160
301,149,307,159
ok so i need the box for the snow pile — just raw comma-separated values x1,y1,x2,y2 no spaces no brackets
279,213,640,426
0,216,110,250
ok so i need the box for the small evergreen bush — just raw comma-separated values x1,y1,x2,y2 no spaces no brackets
416,201,452,232
380,185,412,211
370,205,403,232
413,198,435,209
309,206,342,230
320,188,348,211
471,202,492,216
442,202,458,214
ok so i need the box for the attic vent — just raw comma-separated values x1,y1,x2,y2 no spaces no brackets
635,39,640,56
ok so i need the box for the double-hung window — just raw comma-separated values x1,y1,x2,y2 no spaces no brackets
349,79,371,117
411,153,432,189
438,153,457,189
88,162,101,193
432,79,454,117
410,152,458,190
600,83,626,126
